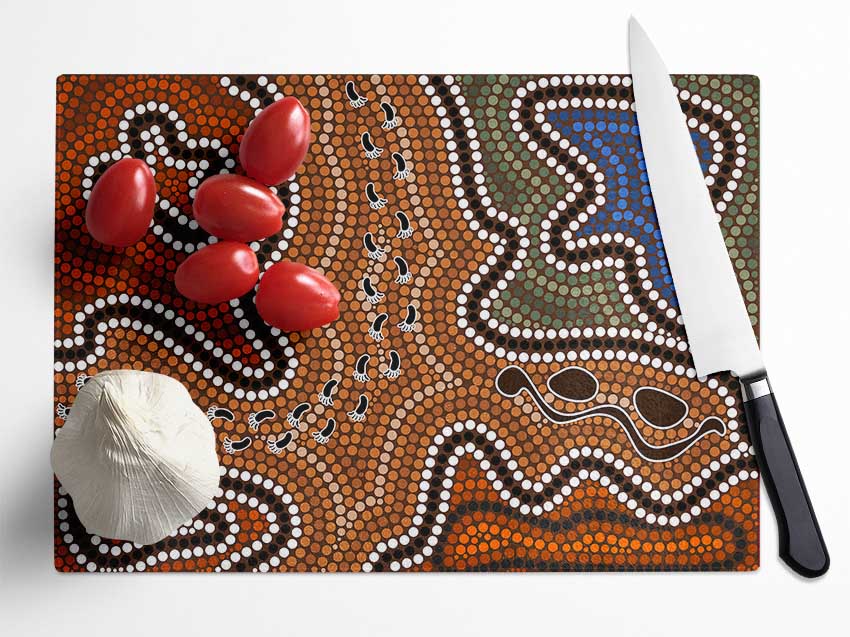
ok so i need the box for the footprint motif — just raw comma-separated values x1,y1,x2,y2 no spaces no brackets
267,431,293,455
347,394,369,422
394,211,413,239
223,436,252,454
363,232,385,260
391,152,411,180
397,304,418,332
368,313,389,342
318,378,339,407
287,402,311,428
380,102,400,129
248,409,275,431
383,350,401,379
345,81,367,108
361,276,384,304
393,256,411,284
354,354,371,382
312,418,336,444
207,406,235,422
365,182,387,210
361,131,383,158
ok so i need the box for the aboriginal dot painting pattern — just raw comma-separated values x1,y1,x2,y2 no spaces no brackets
54,74,760,572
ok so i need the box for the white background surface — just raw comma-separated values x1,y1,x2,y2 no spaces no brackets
1,0,848,634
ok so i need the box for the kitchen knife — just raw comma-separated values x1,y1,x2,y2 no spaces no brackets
628,18,829,577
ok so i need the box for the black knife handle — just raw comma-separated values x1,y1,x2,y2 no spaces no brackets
741,374,829,577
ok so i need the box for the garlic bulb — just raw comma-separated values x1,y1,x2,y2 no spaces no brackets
51,370,220,545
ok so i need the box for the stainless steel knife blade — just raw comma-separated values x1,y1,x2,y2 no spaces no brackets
628,18,764,379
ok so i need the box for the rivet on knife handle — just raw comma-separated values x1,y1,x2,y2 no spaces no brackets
741,374,830,577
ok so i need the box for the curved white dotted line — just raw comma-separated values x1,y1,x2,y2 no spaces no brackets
220,75,283,116
512,76,615,244
363,419,756,572
419,75,576,355
676,86,749,216
82,99,303,257
56,466,301,573
514,75,748,219
457,231,686,355
53,293,297,401
419,75,679,363
422,75,752,366
82,101,231,254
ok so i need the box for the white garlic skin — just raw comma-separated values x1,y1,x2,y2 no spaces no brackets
51,370,220,545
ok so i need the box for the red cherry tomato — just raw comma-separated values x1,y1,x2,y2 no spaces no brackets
85,158,155,247
256,261,340,332
239,96,311,185
193,174,284,241
175,241,259,305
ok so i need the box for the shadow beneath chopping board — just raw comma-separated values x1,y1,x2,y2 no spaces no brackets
0,442,55,589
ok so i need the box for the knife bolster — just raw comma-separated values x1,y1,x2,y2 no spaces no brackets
741,373,771,402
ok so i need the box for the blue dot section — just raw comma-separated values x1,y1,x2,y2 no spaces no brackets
548,108,714,307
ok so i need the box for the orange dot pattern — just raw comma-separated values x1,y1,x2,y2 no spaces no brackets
54,74,759,572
